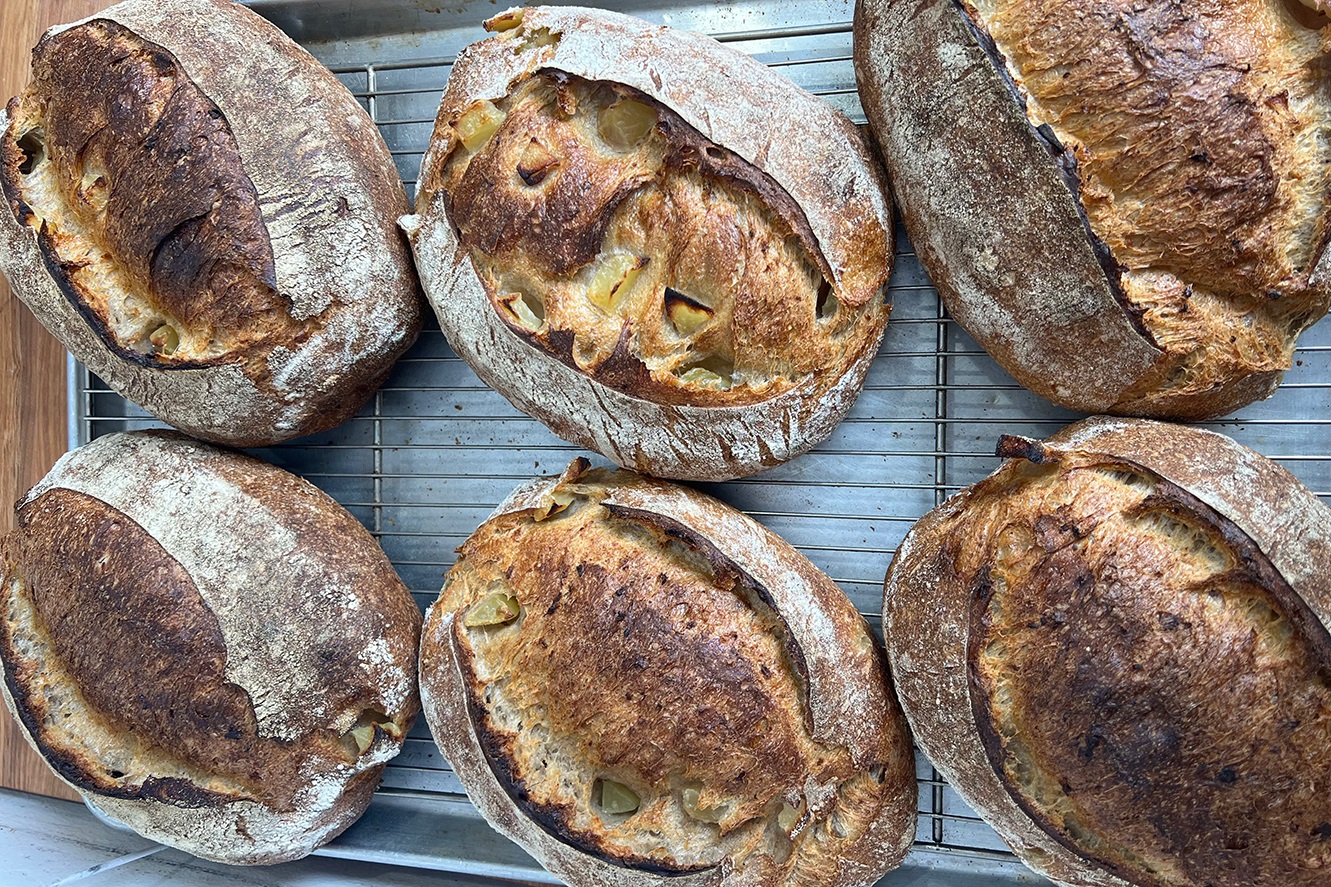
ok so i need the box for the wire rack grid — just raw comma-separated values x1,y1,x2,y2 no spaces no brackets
73,5,1331,882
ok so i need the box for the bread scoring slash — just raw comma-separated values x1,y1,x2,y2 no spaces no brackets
403,6,894,481
855,0,1331,420
0,431,422,865
0,0,423,446
884,416,1331,886
419,459,917,886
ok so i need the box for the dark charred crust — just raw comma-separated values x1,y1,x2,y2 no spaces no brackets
108,775,244,807
537,326,575,360
37,224,119,345
996,434,1050,464
965,454,1331,886
589,325,658,395
968,564,995,607
565,456,592,479
1034,123,1063,155
502,322,665,405
0,99,33,224
964,559,1013,787
0,582,86,787
27,729,110,793
12,19,292,364
949,0,1153,347
453,619,703,876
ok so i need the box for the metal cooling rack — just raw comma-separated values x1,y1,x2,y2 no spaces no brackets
70,1,1331,883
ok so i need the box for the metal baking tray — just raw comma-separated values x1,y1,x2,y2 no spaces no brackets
69,0,1331,883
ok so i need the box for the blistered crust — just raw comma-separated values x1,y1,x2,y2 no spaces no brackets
884,417,1331,886
404,6,892,480
0,0,423,446
0,431,422,864
854,0,1331,420
420,462,915,886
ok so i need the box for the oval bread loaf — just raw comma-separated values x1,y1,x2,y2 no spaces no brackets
402,6,893,481
0,0,423,446
883,416,1331,886
854,0,1331,420
419,459,916,886
0,431,422,865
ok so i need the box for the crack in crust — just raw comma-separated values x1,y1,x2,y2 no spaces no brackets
0,18,295,368
0,432,425,864
955,454,1331,886
423,463,913,884
957,0,1331,415
428,70,884,407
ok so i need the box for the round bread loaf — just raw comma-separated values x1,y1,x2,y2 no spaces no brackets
854,0,1331,420
883,416,1331,886
0,0,423,447
419,459,916,886
0,431,422,865
402,7,893,481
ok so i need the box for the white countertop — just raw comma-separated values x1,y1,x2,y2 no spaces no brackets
0,789,530,887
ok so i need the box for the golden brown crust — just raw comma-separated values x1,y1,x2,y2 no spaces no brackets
967,0,1331,416
9,490,268,800
0,0,423,446
420,461,915,886
429,72,868,409
452,508,819,870
855,0,1331,420
0,431,423,865
884,417,1331,887
405,6,892,479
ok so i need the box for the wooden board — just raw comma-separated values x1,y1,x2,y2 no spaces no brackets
0,0,113,803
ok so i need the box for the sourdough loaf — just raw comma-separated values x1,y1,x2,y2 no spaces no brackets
419,459,916,886
854,0,1331,420
0,431,422,864
884,416,1331,886
402,6,893,480
0,0,423,446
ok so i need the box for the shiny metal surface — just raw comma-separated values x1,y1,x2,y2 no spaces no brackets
71,1,1330,882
